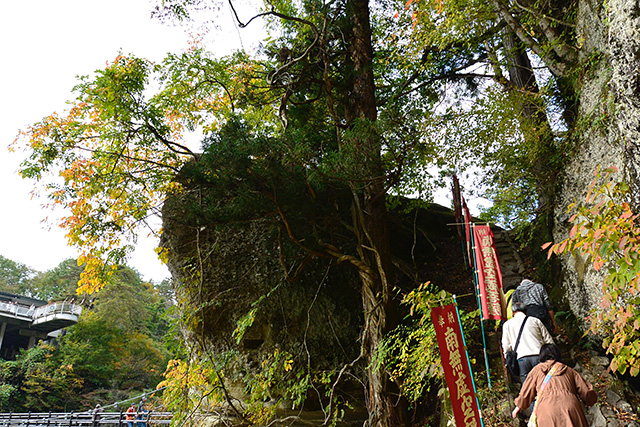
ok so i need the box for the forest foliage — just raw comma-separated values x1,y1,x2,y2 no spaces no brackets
10,0,589,294
0,256,173,412
545,166,640,377
8,0,638,424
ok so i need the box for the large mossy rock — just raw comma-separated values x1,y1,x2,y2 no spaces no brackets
160,183,472,383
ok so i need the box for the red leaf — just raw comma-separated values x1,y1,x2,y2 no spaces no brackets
604,165,619,173
593,258,604,271
558,241,567,253
619,236,628,249
570,224,578,238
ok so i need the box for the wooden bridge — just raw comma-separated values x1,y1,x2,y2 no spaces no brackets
0,412,172,427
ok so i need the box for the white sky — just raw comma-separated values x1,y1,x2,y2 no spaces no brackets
0,0,261,283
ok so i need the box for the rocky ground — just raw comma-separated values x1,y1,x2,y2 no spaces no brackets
574,349,639,427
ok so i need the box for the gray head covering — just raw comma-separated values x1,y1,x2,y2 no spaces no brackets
512,300,527,313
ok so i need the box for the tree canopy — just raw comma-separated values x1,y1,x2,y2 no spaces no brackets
12,0,614,424
0,256,37,296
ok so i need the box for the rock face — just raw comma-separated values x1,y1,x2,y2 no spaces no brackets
160,198,363,373
161,178,472,407
553,0,640,325
573,350,638,427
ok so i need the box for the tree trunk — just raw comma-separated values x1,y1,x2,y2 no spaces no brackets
501,30,558,237
347,0,408,424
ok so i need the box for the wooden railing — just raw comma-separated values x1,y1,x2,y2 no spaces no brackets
0,412,172,427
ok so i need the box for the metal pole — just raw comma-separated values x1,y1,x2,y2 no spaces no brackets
469,223,493,388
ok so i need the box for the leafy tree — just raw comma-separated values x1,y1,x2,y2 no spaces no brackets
546,166,640,376
55,314,123,389
21,345,84,411
56,312,169,391
16,55,193,295
0,255,37,296
0,343,84,412
0,257,172,411
91,266,156,334
15,8,430,425
112,331,168,389
154,278,175,306
0,360,20,411
0,383,17,412
400,0,579,234
29,258,85,301
377,283,479,424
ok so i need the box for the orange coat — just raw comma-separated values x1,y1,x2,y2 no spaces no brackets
126,407,135,421
515,360,597,427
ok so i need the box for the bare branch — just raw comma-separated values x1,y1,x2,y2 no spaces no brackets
145,123,198,157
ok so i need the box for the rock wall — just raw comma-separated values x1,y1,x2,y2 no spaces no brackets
160,194,363,374
553,0,640,324
609,0,640,209
160,170,474,412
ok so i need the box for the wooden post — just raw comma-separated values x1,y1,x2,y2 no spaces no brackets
118,410,123,427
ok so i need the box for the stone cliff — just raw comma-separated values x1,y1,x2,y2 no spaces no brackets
160,180,473,408
553,0,640,327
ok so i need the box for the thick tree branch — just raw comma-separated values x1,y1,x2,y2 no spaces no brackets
491,0,569,77
227,0,320,88
514,0,577,64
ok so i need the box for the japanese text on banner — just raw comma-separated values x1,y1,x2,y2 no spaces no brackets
473,225,506,321
431,304,482,427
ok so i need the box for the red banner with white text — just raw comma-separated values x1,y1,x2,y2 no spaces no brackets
431,304,482,427
472,225,506,321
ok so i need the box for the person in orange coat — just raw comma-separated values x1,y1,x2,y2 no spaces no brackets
512,344,597,426
125,403,136,427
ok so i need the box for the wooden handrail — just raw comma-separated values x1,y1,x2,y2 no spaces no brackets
0,412,173,426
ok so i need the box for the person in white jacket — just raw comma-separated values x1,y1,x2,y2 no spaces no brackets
502,301,554,383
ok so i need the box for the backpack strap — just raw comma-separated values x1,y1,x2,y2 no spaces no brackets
530,362,560,422
513,315,529,355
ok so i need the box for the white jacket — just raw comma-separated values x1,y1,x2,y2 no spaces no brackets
502,311,554,358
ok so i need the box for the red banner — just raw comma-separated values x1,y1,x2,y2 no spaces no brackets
472,225,506,321
431,304,482,427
